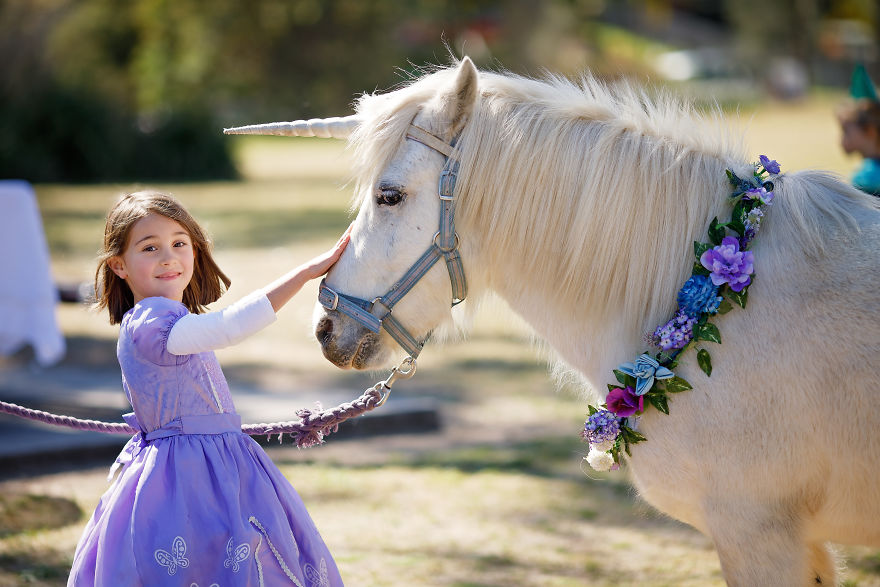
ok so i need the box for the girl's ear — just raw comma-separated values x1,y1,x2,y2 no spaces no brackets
108,256,127,279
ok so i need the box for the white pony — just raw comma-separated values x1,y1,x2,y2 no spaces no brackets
228,58,880,585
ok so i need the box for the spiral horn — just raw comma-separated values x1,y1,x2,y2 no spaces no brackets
223,115,360,139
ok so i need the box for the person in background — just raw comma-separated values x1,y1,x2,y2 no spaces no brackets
837,64,880,197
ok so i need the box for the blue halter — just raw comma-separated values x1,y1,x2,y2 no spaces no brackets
318,124,468,359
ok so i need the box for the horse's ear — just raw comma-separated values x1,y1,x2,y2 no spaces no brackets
436,56,478,138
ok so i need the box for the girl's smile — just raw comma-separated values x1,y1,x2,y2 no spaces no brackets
108,213,195,304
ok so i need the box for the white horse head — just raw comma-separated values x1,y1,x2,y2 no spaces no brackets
318,58,481,369
228,58,880,584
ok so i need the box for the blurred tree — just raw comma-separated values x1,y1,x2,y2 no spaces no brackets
6,0,872,182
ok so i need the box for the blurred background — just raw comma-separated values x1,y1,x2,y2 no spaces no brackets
2,1,880,586
1,0,877,182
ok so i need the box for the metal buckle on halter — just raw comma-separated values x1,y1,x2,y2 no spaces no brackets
432,231,461,253
438,168,457,201
326,287,339,311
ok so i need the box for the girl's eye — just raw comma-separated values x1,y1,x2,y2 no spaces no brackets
376,186,405,206
174,241,188,247
143,245,156,252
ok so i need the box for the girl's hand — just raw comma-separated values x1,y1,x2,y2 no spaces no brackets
300,224,352,280
263,224,352,312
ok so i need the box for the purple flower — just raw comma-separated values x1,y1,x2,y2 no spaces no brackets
700,236,754,292
605,386,644,418
583,409,621,444
745,186,774,205
654,310,697,351
677,274,722,318
759,155,781,174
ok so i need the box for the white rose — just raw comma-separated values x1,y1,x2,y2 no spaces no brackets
586,449,615,472
591,439,614,452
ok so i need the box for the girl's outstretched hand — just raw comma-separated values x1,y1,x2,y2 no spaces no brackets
264,224,352,312
300,224,352,280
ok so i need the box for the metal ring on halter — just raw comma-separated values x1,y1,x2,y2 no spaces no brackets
432,231,461,253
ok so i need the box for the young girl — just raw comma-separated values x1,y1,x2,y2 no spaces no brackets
68,190,348,586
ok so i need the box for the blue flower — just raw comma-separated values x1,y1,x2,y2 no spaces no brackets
617,354,674,396
677,274,722,318
759,155,781,174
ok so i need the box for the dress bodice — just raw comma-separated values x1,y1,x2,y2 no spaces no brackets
117,297,236,433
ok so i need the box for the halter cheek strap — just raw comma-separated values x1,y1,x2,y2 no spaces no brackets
318,124,467,359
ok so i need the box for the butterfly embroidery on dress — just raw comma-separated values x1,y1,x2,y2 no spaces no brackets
155,536,190,575
304,558,330,587
224,536,251,573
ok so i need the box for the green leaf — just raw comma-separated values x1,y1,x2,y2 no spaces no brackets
663,376,692,393
694,322,722,344
716,299,733,314
588,405,598,416
694,241,711,260
727,287,748,309
728,219,746,237
707,217,725,245
697,348,713,377
620,425,647,444
613,369,627,385
692,262,710,277
732,199,747,224
648,393,669,415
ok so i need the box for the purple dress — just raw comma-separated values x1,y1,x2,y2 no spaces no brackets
68,297,344,586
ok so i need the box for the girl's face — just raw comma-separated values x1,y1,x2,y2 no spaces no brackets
109,213,195,304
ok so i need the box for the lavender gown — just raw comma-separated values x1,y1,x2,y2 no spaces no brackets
68,297,344,586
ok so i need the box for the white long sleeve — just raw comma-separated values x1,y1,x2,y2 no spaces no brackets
166,291,277,355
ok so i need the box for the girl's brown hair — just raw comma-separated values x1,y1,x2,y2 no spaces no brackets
95,191,231,324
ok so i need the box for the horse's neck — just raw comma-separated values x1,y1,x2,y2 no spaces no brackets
484,263,635,392
464,156,736,396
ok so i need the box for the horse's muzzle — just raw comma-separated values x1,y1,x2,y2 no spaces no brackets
314,311,386,370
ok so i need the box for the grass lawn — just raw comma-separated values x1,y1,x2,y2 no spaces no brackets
1,93,878,586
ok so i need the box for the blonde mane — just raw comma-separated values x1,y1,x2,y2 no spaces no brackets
350,64,873,353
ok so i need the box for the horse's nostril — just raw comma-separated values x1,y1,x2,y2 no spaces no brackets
315,317,334,343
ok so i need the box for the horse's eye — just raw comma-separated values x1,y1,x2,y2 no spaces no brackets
376,186,405,206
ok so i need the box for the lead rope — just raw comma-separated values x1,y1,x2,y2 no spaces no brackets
0,356,417,448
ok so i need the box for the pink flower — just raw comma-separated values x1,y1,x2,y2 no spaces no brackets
605,386,643,418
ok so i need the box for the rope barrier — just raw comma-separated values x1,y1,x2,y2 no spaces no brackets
0,357,417,449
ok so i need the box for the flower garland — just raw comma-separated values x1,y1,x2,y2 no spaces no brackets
582,155,781,472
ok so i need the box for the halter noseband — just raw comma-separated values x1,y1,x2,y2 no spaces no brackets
318,124,467,359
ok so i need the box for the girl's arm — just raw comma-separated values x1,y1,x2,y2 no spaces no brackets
264,227,350,312
166,228,351,355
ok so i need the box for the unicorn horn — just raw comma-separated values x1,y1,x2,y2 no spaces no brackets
223,115,360,139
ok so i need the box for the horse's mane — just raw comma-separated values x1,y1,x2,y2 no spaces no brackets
350,63,874,362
